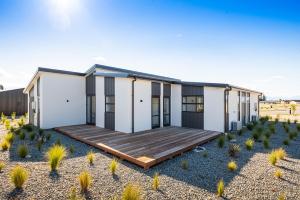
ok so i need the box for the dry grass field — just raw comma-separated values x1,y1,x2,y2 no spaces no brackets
260,102,300,122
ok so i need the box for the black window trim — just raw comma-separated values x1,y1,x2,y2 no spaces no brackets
182,95,204,113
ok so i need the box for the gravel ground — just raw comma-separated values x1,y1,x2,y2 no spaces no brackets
0,122,300,200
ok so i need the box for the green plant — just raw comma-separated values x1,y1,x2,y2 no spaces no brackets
256,126,264,134
18,144,28,158
269,125,276,134
263,137,270,149
294,119,298,124
1,140,10,151
46,145,67,171
275,148,286,160
264,130,271,139
11,112,16,120
29,132,36,141
217,179,224,197
0,161,5,172
38,129,44,136
283,139,289,146
69,145,75,154
122,183,141,200
288,132,295,140
5,119,11,130
245,138,254,150
202,151,208,158
18,116,25,127
19,131,26,140
87,151,95,165
46,133,51,141
181,160,189,170
78,171,92,192
228,144,240,157
68,187,79,200
4,132,14,144
290,104,297,115
274,169,282,179
37,140,43,151
226,133,235,141
217,136,225,148
246,123,254,131
10,165,28,189
110,158,119,175
23,124,33,132
227,161,237,171
1,112,6,124
152,172,159,190
252,130,260,142
287,119,291,124
275,118,279,124
55,138,62,146
269,151,278,166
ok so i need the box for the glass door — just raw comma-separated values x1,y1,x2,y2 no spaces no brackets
86,96,96,125
152,97,160,128
163,97,170,126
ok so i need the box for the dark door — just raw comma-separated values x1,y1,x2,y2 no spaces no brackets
163,97,170,126
29,87,34,125
86,96,96,125
242,102,246,126
104,77,115,130
152,97,160,128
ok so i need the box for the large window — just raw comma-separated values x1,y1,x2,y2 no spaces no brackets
238,91,241,121
182,96,204,112
105,96,115,113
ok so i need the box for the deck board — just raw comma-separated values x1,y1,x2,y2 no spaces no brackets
54,125,221,169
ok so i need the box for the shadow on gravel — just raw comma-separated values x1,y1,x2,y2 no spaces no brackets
49,171,61,181
6,188,25,199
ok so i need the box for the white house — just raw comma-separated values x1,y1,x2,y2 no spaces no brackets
24,64,262,133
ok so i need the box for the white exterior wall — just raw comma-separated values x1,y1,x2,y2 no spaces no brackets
228,89,240,130
171,84,182,126
204,87,225,132
250,93,260,120
95,76,105,128
115,78,132,133
40,72,86,129
134,79,152,132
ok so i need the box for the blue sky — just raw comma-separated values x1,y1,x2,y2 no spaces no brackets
0,0,300,99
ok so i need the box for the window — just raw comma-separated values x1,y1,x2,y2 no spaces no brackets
238,91,241,121
105,96,115,112
182,96,204,112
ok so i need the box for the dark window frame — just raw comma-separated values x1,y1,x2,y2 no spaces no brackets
105,95,115,113
238,91,241,121
151,95,161,129
182,95,204,113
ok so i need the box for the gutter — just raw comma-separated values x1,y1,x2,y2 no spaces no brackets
132,77,137,133
224,86,232,133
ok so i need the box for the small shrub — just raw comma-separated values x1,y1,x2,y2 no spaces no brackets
269,125,276,134
38,129,44,136
287,119,291,124
284,125,289,133
55,138,62,146
46,145,67,171
274,169,282,179
275,118,279,124
69,145,75,154
181,160,188,170
29,132,36,141
226,133,235,141
152,172,159,190
87,151,95,165
269,151,278,166
68,187,79,200
264,130,271,139
4,132,14,144
202,151,208,158
228,144,240,157
46,133,51,141
0,161,5,172
263,137,270,149
275,148,286,160
217,179,224,197
122,183,141,200
19,131,26,140
288,132,295,140
247,123,254,131
18,144,28,158
110,158,119,175
217,136,225,148
18,117,25,127
252,130,261,142
227,161,237,171
294,119,298,124
37,140,43,151
1,140,10,151
11,112,16,120
10,165,28,189
245,138,254,150
5,119,11,130
256,126,264,134
1,112,6,123
78,171,92,192
283,139,289,146
23,124,33,132
297,124,300,132
291,131,298,139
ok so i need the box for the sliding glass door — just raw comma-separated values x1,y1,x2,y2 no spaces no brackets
152,97,160,128
86,96,96,125
163,97,170,126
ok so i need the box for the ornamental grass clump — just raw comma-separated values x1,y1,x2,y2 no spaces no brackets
263,137,270,149
10,165,28,189
226,133,235,141
269,150,278,166
181,160,189,170
283,125,289,133
5,119,11,130
269,125,276,134
246,122,254,131
264,130,271,139
1,139,10,151
227,161,237,172
78,171,92,192
4,132,14,144
228,144,240,157
29,132,36,141
297,124,300,132
18,144,28,158
287,119,291,125
122,183,141,200
217,136,225,148
46,145,67,171
152,172,159,190
19,131,26,140
275,148,287,160
69,145,75,154
11,112,16,121
87,151,95,165
283,139,289,146
217,179,224,197
245,138,254,151
110,158,119,175
274,169,282,179
0,161,5,172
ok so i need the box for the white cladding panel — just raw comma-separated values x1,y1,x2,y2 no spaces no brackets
204,87,225,132
171,84,182,126
95,76,105,128
134,79,152,132
228,89,239,130
40,73,86,129
250,93,259,119
115,78,132,133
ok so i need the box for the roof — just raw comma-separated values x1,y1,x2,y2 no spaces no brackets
38,67,85,76
92,64,181,83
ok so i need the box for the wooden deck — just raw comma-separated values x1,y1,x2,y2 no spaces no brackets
54,125,221,169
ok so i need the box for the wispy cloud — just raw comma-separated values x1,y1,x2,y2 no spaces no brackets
254,75,286,83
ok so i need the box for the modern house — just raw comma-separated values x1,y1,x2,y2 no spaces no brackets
24,64,262,133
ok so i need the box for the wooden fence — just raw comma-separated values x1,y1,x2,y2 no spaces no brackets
0,88,28,116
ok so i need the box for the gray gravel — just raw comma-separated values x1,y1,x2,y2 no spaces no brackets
0,122,300,200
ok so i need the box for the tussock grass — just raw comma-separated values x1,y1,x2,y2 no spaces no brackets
245,138,254,151
1,139,10,151
228,144,240,157
4,132,14,144
87,151,95,165
226,133,235,141
0,161,5,172
227,161,238,172
122,183,141,200
29,132,36,141
46,133,51,141
46,145,67,171
269,151,278,166
19,131,25,140
283,139,289,146
181,160,189,170
18,144,28,158
275,148,287,160
297,124,300,132
5,119,11,130
78,171,92,192
110,158,119,175
217,136,225,148
263,137,270,149
217,179,224,197
68,187,79,200
69,145,75,154
274,169,282,179
55,138,62,146
278,193,286,200
10,165,28,189
36,140,43,151
152,172,159,190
